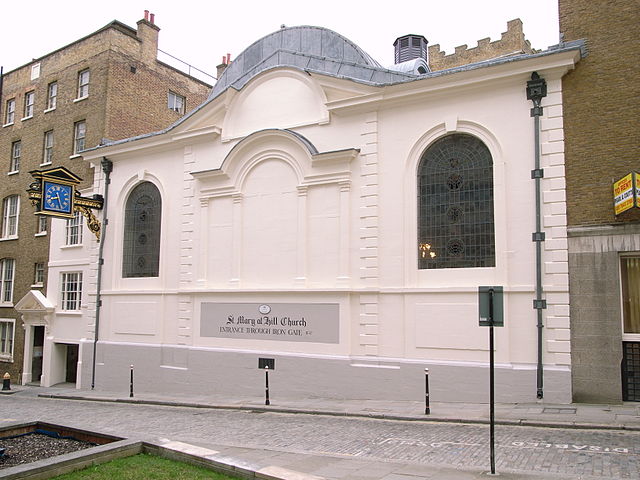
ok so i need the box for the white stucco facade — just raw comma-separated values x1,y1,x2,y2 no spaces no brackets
37,28,582,403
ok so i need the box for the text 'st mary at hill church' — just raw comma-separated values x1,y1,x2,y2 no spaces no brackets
200,303,340,344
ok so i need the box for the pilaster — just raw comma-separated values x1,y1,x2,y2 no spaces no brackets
540,80,570,366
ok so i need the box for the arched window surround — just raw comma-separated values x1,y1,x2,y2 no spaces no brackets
403,122,507,287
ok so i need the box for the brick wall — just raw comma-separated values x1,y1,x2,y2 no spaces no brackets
560,0,640,226
104,54,210,140
561,0,640,403
0,18,211,381
429,19,534,72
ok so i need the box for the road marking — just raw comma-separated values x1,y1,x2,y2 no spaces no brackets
376,438,481,448
375,438,633,455
509,442,630,454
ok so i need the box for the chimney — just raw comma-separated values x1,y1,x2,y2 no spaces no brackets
393,34,428,64
216,53,231,79
137,11,160,62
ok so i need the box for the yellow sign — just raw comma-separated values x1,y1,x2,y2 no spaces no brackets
636,172,640,209
614,173,635,215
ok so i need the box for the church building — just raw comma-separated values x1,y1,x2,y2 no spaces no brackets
27,24,584,403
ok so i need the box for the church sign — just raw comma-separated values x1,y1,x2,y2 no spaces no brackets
201,303,340,343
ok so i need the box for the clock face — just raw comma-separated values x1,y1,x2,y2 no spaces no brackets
43,181,73,214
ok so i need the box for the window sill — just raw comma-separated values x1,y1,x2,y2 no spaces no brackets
21,115,33,122
0,236,18,242
40,162,52,167
0,356,14,363
31,283,44,288
57,310,82,316
35,232,47,237
0,303,14,308
2,122,14,128
43,107,56,113
73,96,88,103
61,243,83,249
69,154,82,159
7,170,18,176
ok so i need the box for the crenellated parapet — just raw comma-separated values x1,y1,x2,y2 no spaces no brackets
428,19,534,71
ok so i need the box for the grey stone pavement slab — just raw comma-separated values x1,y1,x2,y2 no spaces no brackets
1,384,639,480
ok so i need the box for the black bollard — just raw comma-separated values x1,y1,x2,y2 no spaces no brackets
265,365,270,406
424,368,430,415
129,365,134,398
2,373,10,391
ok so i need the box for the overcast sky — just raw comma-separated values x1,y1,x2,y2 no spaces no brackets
2,0,560,78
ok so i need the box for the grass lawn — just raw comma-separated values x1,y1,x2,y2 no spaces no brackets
50,453,240,479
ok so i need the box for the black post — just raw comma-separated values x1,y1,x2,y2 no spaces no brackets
489,288,496,475
424,368,430,414
129,365,134,398
265,365,270,405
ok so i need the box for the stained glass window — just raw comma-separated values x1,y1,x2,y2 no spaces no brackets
417,134,495,269
123,182,161,277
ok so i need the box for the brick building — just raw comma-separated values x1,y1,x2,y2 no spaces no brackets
559,0,640,402
0,12,211,384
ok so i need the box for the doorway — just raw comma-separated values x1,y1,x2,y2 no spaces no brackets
65,344,79,383
31,326,45,384
621,256,640,401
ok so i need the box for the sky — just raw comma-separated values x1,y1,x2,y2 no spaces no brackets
1,0,560,79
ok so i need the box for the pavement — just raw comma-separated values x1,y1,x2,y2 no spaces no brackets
2,384,640,480
25,383,640,431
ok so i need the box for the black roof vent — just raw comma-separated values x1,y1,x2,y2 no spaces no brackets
393,34,428,64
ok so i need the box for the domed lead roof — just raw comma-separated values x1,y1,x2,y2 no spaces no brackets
210,25,417,99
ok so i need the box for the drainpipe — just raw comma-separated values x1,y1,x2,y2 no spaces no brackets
91,158,113,390
526,72,547,399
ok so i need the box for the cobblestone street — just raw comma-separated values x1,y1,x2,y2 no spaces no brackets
1,391,639,479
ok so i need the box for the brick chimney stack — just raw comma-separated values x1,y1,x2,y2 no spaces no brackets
216,53,231,79
136,10,160,62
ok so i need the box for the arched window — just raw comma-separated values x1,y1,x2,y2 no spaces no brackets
122,182,161,277
417,134,495,269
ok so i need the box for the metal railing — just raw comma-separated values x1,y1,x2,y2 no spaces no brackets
157,49,216,84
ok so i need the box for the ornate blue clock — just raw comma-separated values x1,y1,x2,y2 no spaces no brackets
27,166,104,239
43,181,73,214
